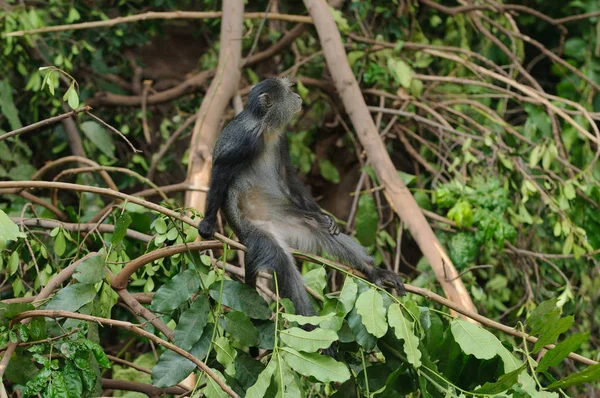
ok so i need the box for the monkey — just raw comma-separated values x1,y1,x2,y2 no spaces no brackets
198,77,405,320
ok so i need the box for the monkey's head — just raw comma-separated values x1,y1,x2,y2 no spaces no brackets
247,77,302,130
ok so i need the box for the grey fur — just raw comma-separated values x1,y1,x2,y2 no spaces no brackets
198,77,405,319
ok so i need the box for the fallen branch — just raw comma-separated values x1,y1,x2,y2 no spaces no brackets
303,0,477,317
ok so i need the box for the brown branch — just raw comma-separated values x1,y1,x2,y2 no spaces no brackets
114,284,175,340
0,106,90,142
303,0,476,317
3,11,312,37
30,155,118,192
112,241,223,289
11,217,153,242
101,378,187,396
11,310,239,398
86,23,306,108
0,180,243,250
185,0,244,212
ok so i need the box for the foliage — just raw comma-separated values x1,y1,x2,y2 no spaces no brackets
1,0,600,396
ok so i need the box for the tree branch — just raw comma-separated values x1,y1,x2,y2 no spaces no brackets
302,0,477,318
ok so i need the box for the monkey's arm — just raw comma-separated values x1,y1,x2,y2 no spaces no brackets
279,139,339,235
198,124,264,239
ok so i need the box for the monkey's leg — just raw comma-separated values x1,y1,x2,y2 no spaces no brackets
243,227,316,316
318,232,406,295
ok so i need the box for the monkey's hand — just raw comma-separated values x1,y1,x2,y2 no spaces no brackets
365,267,406,296
324,214,340,236
198,219,216,239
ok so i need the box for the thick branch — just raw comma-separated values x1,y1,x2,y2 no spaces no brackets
303,0,476,317
185,0,244,212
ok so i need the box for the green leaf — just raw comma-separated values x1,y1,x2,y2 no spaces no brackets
152,323,212,387
44,283,97,312
234,352,265,391
450,319,497,360
214,336,237,376
537,332,589,372
387,58,414,88
281,347,350,383
398,170,416,186
347,307,377,350
73,254,106,284
5,354,39,385
302,267,327,301
447,200,473,228
209,280,271,319
473,364,526,394
63,83,79,109
337,277,358,315
245,355,277,398
448,232,478,270
273,353,303,398
203,368,229,398
80,121,115,158
0,210,26,244
151,269,201,313
527,299,560,335
223,311,259,347
319,159,340,183
348,50,365,67
281,312,336,326
280,327,338,353
111,213,132,246
153,217,167,234
355,195,378,246
547,362,600,390
48,370,69,398
532,316,574,354
174,294,210,350
388,304,421,367
63,362,83,398
0,79,22,130
355,289,388,338
54,230,66,256
529,145,543,168
8,251,19,276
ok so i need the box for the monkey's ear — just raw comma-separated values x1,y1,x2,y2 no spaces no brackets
259,92,273,109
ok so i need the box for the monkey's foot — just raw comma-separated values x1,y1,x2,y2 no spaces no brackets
198,219,216,240
325,214,340,236
365,267,406,296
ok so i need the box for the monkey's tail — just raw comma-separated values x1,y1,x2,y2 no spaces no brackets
243,227,315,316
